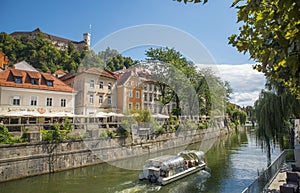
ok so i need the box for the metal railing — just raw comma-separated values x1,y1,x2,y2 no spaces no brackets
242,149,293,193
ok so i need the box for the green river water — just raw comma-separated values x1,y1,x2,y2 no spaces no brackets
0,128,281,193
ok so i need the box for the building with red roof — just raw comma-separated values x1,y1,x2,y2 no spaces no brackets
0,62,76,124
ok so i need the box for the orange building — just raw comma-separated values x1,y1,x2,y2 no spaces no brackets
0,51,9,70
116,69,143,113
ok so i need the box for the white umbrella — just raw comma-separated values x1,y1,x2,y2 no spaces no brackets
152,113,169,119
51,112,75,117
4,111,25,117
95,111,109,118
107,112,124,117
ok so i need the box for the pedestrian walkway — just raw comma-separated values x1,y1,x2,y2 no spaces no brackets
265,164,300,193
266,171,287,192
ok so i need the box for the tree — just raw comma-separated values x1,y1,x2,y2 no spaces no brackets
80,47,136,71
144,47,227,118
176,0,300,98
228,0,300,98
255,79,300,165
0,124,12,144
145,47,199,117
0,32,85,73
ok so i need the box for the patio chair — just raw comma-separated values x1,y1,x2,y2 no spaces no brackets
286,172,299,186
280,185,296,193
292,164,300,172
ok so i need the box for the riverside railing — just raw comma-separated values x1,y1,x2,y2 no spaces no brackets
242,149,293,193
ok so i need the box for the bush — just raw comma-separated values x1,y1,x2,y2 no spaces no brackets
198,123,207,129
154,126,166,135
0,124,12,144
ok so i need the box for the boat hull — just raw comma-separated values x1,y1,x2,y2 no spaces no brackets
159,163,206,185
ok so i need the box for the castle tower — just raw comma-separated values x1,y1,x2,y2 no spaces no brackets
83,33,91,50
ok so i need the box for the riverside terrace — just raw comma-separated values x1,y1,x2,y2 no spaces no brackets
243,119,300,193
0,113,214,142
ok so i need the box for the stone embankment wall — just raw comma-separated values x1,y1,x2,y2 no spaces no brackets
0,127,229,182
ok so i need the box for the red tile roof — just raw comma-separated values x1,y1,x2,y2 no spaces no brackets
27,71,40,79
11,69,23,77
84,68,117,79
42,73,54,81
54,69,66,75
0,68,76,93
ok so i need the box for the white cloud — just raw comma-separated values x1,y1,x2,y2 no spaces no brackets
216,64,265,107
196,64,266,107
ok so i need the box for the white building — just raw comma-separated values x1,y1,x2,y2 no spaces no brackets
0,62,76,125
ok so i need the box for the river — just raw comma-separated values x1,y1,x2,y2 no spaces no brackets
0,128,281,193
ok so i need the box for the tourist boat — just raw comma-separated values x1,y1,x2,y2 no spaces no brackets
139,150,206,185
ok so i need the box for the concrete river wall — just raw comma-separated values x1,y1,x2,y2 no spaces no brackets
0,127,229,182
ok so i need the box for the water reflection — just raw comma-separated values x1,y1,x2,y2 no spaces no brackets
0,128,280,193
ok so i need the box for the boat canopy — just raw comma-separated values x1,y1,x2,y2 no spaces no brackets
178,150,204,161
161,156,185,170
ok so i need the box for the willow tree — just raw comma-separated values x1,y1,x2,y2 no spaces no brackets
255,80,300,165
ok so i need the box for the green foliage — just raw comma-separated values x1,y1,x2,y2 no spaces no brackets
80,47,136,71
62,118,72,134
99,130,109,138
154,126,166,135
229,0,300,98
186,120,198,130
145,47,228,117
254,84,300,149
226,102,247,127
198,122,209,129
116,126,130,137
41,120,73,142
0,124,12,144
19,128,29,143
99,128,130,139
129,108,151,123
0,32,85,73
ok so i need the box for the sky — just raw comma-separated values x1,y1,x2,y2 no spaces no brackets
1,0,266,106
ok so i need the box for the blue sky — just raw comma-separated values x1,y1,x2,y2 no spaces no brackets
1,0,253,64
1,0,264,106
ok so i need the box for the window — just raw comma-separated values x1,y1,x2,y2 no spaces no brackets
99,81,104,89
108,95,111,105
136,91,140,98
60,99,66,107
128,102,133,109
129,81,133,86
46,80,53,86
30,96,37,106
89,94,94,104
14,77,22,83
12,96,20,106
149,94,153,102
136,82,140,87
136,103,140,109
90,80,95,88
144,93,147,101
31,78,39,85
128,90,133,98
108,83,111,90
99,95,103,104
46,97,53,106
144,84,147,90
